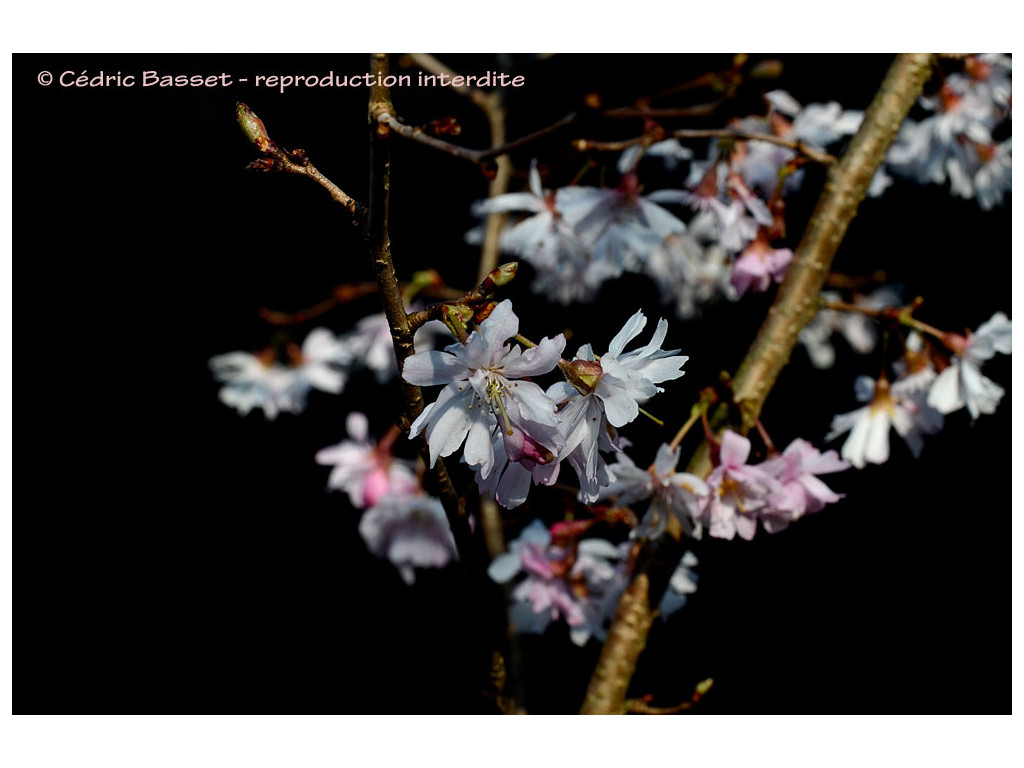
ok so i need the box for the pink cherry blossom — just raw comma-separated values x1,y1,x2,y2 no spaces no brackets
315,412,419,509
700,430,786,541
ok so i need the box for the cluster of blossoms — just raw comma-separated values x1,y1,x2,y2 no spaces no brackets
402,300,688,509
880,54,1012,209
598,432,849,542
315,412,457,585
487,519,699,646
474,90,873,321
827,311,1011,468
209,316,449,419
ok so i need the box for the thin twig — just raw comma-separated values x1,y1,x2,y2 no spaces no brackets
602,103,721,119
258,283,380,325
236,102,364,221
406,263,519,331
579,53,936,716
820,298,948,342
377,110,579,166
576,128,836,165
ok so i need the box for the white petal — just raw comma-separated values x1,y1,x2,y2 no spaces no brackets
487,551,523,583
927,365,964,414
402,350,469,386
345,412,369,442
607,310,647,357
863,411,891,466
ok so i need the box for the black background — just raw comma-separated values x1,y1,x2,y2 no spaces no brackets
15,54,1010,713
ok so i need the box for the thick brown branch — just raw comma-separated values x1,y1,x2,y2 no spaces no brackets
579,53,936,715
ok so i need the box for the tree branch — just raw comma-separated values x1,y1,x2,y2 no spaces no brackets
376,110,579,167
579,53,936,715
575,128,837,165
236,102,365,221
366,53,474,567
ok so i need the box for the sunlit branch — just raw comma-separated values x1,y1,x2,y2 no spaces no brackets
580,53,936,716
576,129,836,165
821,297,949,343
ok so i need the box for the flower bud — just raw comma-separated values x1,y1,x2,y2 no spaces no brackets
480,262,518,292
566,359,603,392
236,102,273,153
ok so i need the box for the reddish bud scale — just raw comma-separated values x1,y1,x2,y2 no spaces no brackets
472,301,499,326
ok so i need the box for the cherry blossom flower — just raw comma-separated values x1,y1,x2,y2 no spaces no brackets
470,412,561,509
579,310,690,427
759,439,849,532
947,137,1012,211
827,374,943,469
546,380,617,504
598,444,709,539
358,495,457,585
551,310,689,502
644,444,710,538
489,521,687,647
472,163,601,303
927,311,1012,420
730,234,793,296
700,430,786,541
403,300,565,480
646,230,736,320
728,91,862,198
209,328,352,419
557,171,688,275
678,165,771,254
487,520,588,639
764,89,864,148
209,351,299,419
315,412,420,509
884,60,1011,204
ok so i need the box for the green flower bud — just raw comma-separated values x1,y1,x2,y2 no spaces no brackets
566,359,603,392
236,102,273,153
